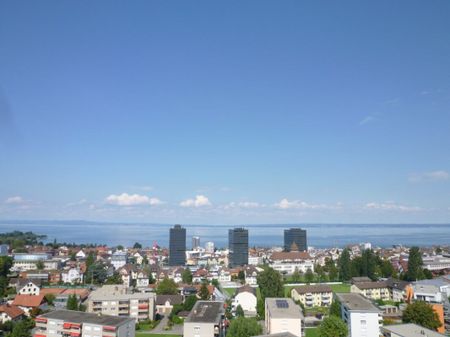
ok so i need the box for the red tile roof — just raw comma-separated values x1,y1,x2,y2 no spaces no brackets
0,305,24,319
12,294,45,307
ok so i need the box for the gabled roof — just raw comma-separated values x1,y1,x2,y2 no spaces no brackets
236,285,256,295
353,281,388,290
12,294,45,307
293,284,332,294
17,278,42,289
0,305,25,319
156,294,183,305
271,251,312,261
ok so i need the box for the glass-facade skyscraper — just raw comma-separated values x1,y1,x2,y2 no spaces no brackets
284,228,307,252
228,228,248,267
169,224,186,266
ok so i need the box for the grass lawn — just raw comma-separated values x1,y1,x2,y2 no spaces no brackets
136,332,181,337
330,283,351,293
222,288,236,296
305,327,320,337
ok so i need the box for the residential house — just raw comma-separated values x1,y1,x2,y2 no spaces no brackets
62,268,83,284
232,285,257,317
17,279,41,296
183,301,225,337
291,284,333,308
351,281,391,301
265,298,303,337
155,295,183,315
0,304,25,323
12,294,45,316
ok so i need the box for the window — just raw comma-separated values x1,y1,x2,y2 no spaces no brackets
360,320,366,325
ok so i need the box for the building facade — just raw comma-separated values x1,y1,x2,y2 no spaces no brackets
265,298,303,337
183,301,225,337
169,225,186,266
34,310,135,337
228,228,248,267
284,228,307,252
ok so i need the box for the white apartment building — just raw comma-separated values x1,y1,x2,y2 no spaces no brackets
269,252,314,275
336,293,382,337
34,310,135,337
232,285,257,317
87,285,155,322
291,284,333,308
265,298,303,337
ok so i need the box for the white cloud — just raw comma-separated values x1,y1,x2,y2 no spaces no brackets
180,195,211,208
227,201,261,209
359,116,375,126
409,170,449,183
364,202,421,212
105,193,163,206
5,196,25,204
275,198,331,210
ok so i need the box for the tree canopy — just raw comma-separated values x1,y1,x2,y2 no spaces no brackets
318,316,348,337
226,317,262,337
403,301,442,331
156,278,178,295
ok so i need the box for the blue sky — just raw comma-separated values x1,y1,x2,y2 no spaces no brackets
1,0,449,224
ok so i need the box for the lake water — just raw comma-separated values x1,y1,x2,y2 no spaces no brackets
0,221,449,248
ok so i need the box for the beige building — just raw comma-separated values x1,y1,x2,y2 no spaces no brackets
291,284,333,308
34,309,135,337
265,298,303,337
87,285,155,322
381,323,444,337
183,301,224,337
351,281,390,301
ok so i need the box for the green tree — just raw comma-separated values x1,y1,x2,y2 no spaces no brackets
406,247,424,281
403,301,441,331
226,317,262,337
291,268,302,283
133,242,142,249
86,252,95,270
304,268,315,284
256,298,265,318
380,259,396,278
117,245,124,251
44,293,56,306
325,258,338,282
6,318,35,337
423,269,433,279
360,249,377,280
318,316,348,337
86,262,107,284
156,278,178,295
199,282,210,300
105,272,123,285
257,267,284,301
67,294,79,310
35,260,45,271
235,304,245,317
238,270,245,284
182,268,193,284
338,249,351,281
183,295,198,311
329,299,341,317
142,255,149,265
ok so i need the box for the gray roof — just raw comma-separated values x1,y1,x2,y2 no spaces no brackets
156,294,183,305
265,298,304,319
381,323,444,337
185,301,224,324
40,309,133,326
293,284,332,294
335,293,380,312
89,285,155,301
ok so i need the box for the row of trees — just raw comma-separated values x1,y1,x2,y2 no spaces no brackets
337,246,429,282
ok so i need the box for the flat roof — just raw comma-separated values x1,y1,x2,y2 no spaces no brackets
381,323,444,337
40,310,133,326
265,298,304,319
185,301,224,324
335,293,380,312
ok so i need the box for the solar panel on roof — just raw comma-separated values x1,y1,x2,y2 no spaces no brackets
275,299,289,308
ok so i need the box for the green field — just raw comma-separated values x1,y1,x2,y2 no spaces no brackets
329,283,350,293
222,288,236,296
305,327,320,337
136,334,181,337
